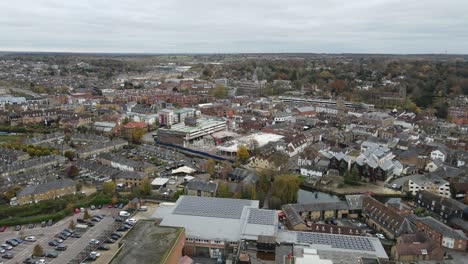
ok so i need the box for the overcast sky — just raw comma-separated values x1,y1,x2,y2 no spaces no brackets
1,0,467,54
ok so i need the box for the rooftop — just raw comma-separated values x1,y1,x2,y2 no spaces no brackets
111,220,183,264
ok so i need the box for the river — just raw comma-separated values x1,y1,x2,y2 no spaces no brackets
297,188,342,204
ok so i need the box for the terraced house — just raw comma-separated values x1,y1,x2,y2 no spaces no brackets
362,196,416,239
15,179,76,205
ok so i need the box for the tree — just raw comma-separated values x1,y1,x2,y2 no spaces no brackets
68,220,76,230
217,182,232,198
32,244,44,257
257,168,274,193
83,209,91,220
3,186,21,200
272,174,300,205
132,127,145,144
270,152,289,170
112,195,118,205
64,150,76,161
248,139,260,156
102,181,116,196
220,161,233,180
236,145,250,164
210,83,228,98
269,196,282,210
139,177,152,196
206,159,216,177
66,164,80,178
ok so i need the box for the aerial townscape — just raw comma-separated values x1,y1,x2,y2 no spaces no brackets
0,52,466,264
1,1,468,264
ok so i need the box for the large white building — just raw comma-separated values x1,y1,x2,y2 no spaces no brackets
404,174,451,197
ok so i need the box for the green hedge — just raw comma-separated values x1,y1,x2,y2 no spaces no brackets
0,209,70,226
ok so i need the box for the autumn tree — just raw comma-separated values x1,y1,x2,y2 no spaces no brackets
138,177,152,196
210,83,228,98
220,161,233,180
66,164,80,178
32,244,44,257
217,182,232,198
83,209,91,220
102,181,116,196
205,159,216,177
236,145,250,164
64,150,76,161
272,174,300,205
132,127,145,144
68,220,76,230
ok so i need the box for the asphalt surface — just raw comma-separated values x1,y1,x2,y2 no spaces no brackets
0,207,121,264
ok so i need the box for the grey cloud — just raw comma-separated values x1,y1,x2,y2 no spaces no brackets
0,0,467,53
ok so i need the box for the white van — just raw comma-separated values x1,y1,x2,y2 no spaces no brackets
138,206,148,211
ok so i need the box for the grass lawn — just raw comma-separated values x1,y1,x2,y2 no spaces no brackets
0,135,22,145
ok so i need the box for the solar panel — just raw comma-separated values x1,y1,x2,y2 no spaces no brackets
247,208,275,225
296,232,375,252
173,196,252,219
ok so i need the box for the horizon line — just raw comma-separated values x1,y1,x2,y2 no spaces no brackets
1,50,467,57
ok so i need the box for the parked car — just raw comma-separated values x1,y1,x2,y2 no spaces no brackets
118,203,124,209
25,236,37,242
41,221,46,227
15,225,21,231
12,238,23,244
47,220,53,226
49,241,59,247
110,235,120,240
2,253,13,259
36,259,47,264
54,238,63,244
138,206,148,211
1,244,12,250
107,204,113,208
22,258,36,264
55,244,67,251
5,240,18,247
45,252,58,258
57,234,67,240
27,223,35,229
112,232,123,238
90,251,100,258
113,204,118,208
86,222,95,227
97,204,103,209
95,215,104,220
376,233,386,240
90,205,96,210
64,228,74,234
97,245,110,250
0,248,5,254
86,254,97,261
0,226,6,232
105,238,115,244
77,218,87,224
71,233,81,238
90,218,99,222
89,239,100,245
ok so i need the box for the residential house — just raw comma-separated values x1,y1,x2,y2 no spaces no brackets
415,190,467,223
15,179,76,205
184,180,218,197
115,171,148,188
403,174,451,197
416,216,468,251
361,196,416,239
392,232,444,262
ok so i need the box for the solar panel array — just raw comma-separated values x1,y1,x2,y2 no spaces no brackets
173,196,252,219
297,232,375,252
247,209,275,225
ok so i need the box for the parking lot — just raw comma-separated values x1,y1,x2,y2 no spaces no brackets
0,206,123,264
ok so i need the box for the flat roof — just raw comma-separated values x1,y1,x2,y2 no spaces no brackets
151,177,170,186
165,118,225,133
217,132,284,152
277,230,388,259
152,196,277,242
111,220,183,264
